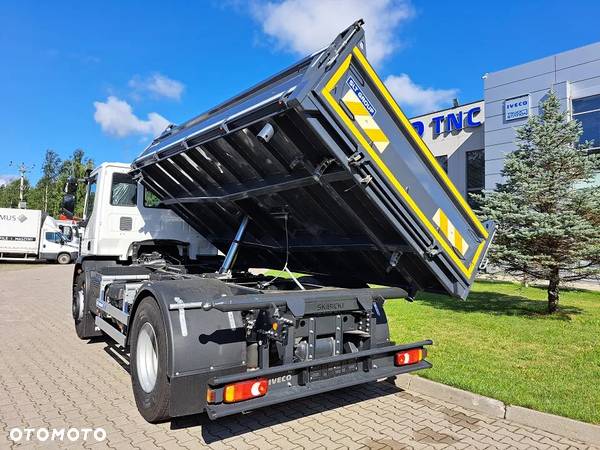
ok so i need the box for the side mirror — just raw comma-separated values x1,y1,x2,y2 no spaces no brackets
65,176,77,195
60,237,65,245
61,193,75,219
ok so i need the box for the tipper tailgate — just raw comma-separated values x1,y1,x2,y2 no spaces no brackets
304,23,496,297
132,21,495,299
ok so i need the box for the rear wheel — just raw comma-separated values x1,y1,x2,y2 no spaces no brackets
73,272,102,339
57,253,71,264
130,297,171,423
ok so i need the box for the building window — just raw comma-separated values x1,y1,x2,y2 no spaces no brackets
466,149,485,208
435,155,448,173
572,94,600,152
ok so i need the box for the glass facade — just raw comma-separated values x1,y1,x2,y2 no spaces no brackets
435,155,448,173
572,94,600,151
466,149,485,207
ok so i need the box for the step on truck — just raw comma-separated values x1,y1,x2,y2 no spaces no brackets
68,21,495,423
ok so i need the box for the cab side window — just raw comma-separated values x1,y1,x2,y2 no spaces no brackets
45,232,63,243
111,173,137,207
84,178,97,219
143,187,165,208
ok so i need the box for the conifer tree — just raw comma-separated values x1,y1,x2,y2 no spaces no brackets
477,91,600,313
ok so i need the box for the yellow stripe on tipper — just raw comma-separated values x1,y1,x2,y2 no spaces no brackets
322,49,488,278
433,209,469,257
341,88,390,153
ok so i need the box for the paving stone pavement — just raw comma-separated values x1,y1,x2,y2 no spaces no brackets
0,265,597,450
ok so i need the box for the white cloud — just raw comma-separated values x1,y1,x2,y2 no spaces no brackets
384,74,458,115
250,0,413,66
129,73,185,100
0,175,16,187
247,0,459,115
93,96,170,138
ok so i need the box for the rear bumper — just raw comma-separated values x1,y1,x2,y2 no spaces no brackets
204,340,431,419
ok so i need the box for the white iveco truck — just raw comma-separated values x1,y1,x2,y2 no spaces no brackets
68,22,494,423
0,208,78,263
70,161,216,338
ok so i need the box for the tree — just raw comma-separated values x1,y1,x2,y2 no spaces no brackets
25,149,62,213
0,178,30,208
1,148,93,217
55,149,94,217
40,149,62,213
477,91,600,313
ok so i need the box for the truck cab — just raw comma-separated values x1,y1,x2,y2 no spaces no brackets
79,162,215,262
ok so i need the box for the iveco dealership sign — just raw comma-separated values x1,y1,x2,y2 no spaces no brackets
505,94,530,121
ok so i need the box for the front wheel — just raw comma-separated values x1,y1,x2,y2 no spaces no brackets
73,272,102,340
130,297,171,423
57,253,71,264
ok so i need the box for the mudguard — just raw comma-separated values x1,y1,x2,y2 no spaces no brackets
130,278,247,417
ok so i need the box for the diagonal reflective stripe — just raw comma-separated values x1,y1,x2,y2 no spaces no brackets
355,114,378,130
343,88,390,154
433,208,469,257
342,90,370,115
363,128,388,142
373,141,389,152
436,209,448,235
454,232,464,253
345,100,370,116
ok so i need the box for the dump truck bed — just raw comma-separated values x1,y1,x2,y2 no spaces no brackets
132,21,495,299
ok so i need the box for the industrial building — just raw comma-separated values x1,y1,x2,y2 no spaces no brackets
410,41,600,204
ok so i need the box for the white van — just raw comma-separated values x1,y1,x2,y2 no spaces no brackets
0,208,79,264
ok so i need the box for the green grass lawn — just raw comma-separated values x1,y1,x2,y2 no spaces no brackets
385,280,600,424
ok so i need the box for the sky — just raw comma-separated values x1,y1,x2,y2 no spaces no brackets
1,0,599,185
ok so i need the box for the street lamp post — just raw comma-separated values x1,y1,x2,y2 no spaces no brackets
8,161,35,209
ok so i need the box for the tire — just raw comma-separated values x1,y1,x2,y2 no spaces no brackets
57,253,71,265
73,272,102,339
130,297,171,423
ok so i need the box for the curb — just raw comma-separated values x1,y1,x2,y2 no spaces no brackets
393,374,600,445
394,374,505,418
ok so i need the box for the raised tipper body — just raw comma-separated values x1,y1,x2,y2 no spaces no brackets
71,21,494,423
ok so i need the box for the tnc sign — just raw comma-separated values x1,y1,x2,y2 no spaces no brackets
411,106,482,138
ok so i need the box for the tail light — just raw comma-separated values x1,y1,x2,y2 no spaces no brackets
223,378,268,403
395,348,423,366
206,388,216,404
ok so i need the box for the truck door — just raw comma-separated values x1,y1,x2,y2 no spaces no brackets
41,230,64,261
81,176,97,255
